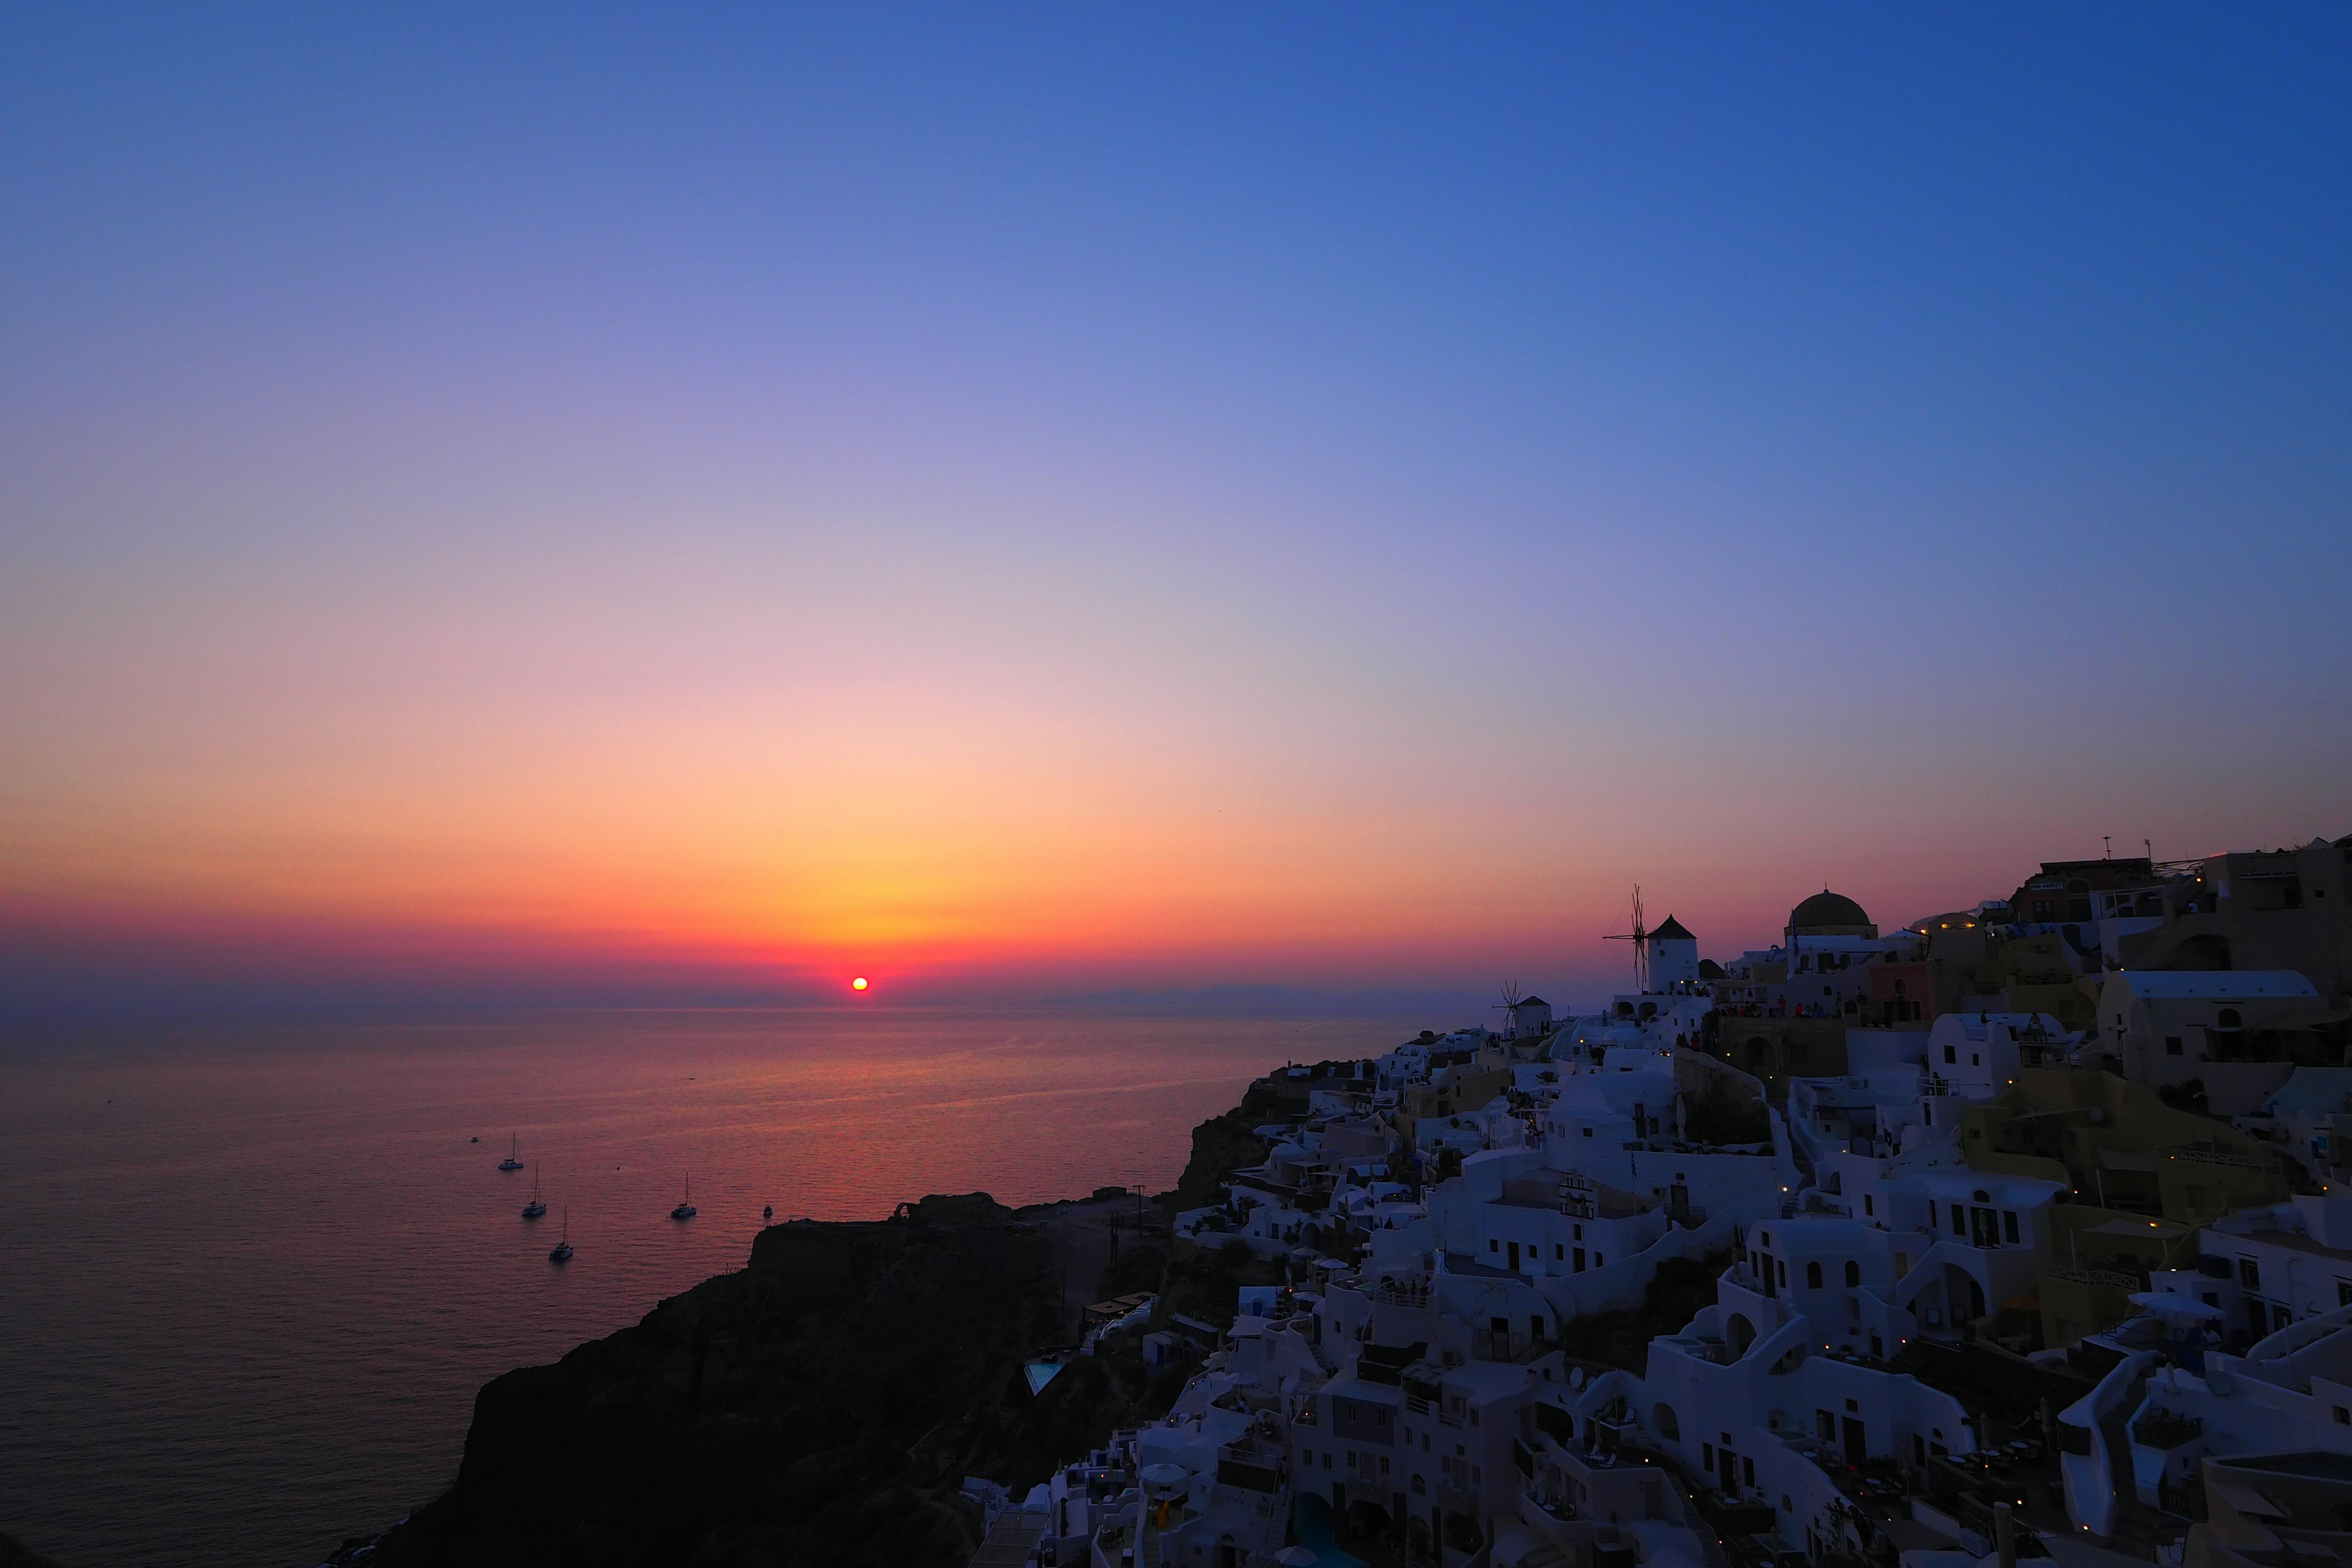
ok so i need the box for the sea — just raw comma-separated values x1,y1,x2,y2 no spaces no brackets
0,1006,1423,1568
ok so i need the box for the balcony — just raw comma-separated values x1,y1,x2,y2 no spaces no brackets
2130,1409,2203,1451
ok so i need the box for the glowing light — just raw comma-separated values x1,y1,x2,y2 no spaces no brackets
851,976,869,991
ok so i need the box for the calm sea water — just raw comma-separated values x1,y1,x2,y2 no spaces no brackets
0,1007,1417,1568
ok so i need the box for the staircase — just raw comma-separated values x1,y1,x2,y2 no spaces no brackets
2094,1366,2180,1541
1251,1488,1292,1566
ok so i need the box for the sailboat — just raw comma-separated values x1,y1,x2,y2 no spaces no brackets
548,1208,573,1263
521,1165,546,1220
498,1133,524,1172
670,1174,697,1221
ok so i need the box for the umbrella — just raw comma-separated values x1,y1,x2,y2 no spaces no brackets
1139,1463,1191,1492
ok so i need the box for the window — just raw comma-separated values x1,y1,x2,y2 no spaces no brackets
1806,1262,1823,1289
1702,1442,1716,1468
1594,1252,1604,1267
2337,1408,2350,1426
1951,1206,1966,1237
1574,1248,1585,1272
1864,1194,1874,1216
1817,1411,1836,1440
1581,1127,1594,1138
1776,1258,1787,1287
2165,1036,2183,1056
1943,1045,1957,1065
2240,1257,2261,1290
2338,1281,2352,1308
1489,1239,1499,1253
2003,1212,2020,1245
1380,1456,1390,1474
1845,1261,1861,1287
1555,1244,1565,1261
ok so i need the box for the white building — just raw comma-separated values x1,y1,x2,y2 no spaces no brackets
2094,970,2326,1091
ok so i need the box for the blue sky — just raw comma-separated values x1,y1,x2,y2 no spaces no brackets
3,6,2348,1014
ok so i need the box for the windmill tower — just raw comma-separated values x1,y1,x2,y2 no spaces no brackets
1604,886,1650,993
1492,980,1523,1036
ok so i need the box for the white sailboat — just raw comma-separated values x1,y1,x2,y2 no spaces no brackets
548,1208,573,1263
522,1164,546,1219
670,1174,697,1221
498,1133,524,1172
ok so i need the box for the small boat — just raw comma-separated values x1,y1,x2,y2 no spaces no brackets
522,1165,546,1220
498,1133,524,1172
671,1174,697,1221
763,1204,774,1221
549,1209,573,1263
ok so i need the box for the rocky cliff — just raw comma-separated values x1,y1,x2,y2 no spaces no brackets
365,1193,1060,1568
347,1085,1288,1568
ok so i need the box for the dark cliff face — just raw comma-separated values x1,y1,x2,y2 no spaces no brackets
368,1193,1060,1568
0,1533,64,1568
351,1080,1291,1568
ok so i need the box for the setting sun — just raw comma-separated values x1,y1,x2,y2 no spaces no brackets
851,977,869,991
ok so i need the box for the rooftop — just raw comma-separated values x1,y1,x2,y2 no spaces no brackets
2111,970,2319,999
1791,889,1872,930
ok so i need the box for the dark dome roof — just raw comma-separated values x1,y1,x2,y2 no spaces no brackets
1647,914,1694,941
1790,890,1871,930
1697,958,1727,980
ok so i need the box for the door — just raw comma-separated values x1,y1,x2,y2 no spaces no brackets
1842,1416,1866,1466
1718,1444,1738,1492
1508,1240,1521,1271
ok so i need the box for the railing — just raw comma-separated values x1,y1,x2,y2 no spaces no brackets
2130,1410,2203,1450
1368,1281,1431,1308
2163,1144,2271,1171
2043,1262,2144,1291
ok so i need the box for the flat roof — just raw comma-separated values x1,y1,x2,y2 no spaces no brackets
2218,1451,2352,1480
2232,1229,2352,1264
1318,1373,1401,1405
2113,970,2318,999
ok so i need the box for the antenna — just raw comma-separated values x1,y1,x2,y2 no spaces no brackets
1603,885,1651,992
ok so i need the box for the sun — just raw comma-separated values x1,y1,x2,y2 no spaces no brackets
851,977,869,992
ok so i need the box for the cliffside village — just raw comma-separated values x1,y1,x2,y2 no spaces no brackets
967,835,2352,1568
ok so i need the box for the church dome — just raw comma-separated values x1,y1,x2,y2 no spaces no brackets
1789,890,1871,932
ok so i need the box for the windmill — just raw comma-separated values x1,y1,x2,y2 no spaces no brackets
1604,886,1650,993
1492,980,1524,1035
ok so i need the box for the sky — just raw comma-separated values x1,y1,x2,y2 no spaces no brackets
3,6,2348,1017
